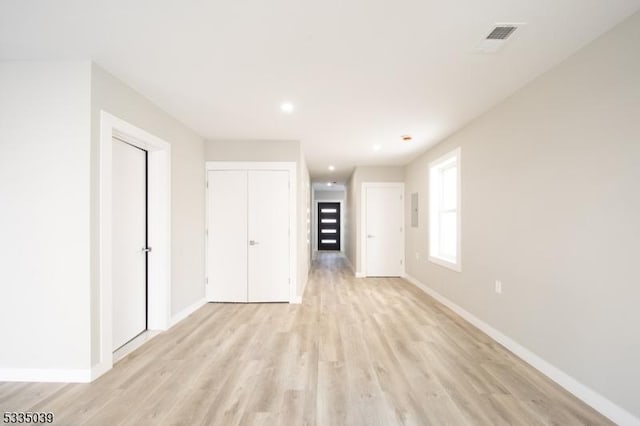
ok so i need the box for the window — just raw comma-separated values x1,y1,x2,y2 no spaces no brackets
429,148,461,271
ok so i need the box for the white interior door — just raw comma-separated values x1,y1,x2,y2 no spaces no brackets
247,170,290,302
112,139,147,351
207,170,248,302
365,185,404,277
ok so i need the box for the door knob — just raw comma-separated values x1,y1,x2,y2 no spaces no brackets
367,235,375,238
249,240,259,246
142,247,152,253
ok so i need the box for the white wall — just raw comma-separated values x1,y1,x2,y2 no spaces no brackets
205,139,299,162
90,64,206,365
0,62,92,373
345,166,404,273
404,12,640,421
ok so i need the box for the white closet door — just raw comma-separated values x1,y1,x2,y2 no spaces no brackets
365,186,404,277
247,170,290,302
112,139,147,351
207,170,248,302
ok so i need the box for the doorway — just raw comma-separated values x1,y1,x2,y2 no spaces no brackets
111,138,148,351
98,111,172,381
318,202,341,251
362,183,405,277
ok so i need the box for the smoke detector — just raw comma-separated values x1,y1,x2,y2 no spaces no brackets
474,23,524,53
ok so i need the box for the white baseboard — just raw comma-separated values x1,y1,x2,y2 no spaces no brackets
90,361,111,381
170,298,207,328
0,368,92,383
404,274,640,426
343,255,365,278
294,272,309,304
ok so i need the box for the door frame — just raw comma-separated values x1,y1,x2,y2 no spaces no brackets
205,162,298,304
97,111,172,379
313,199,344,253
360,182,405,277
110,139,148,351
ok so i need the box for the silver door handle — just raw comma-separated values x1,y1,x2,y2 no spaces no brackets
367,235,375,238
142,247,152,253
249,240,259,246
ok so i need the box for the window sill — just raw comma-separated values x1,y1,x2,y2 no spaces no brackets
428,255,461,272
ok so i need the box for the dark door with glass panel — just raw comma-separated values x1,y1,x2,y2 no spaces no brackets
318,202,340,251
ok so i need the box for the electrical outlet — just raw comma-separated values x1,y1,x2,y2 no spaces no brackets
495,280,502,294
415,252,420,260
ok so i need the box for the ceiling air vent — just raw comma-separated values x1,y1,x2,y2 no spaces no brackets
486,26,517,40
474,23,523,53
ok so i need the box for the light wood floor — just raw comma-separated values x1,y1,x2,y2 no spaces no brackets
0,252,611,425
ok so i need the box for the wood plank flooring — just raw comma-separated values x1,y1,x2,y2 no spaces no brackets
0,252,611,425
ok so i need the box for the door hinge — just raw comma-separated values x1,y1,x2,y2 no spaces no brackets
206,277,209,284
400,259,403,265
206,181,209,188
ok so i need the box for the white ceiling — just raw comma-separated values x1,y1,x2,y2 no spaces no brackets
1,1,639,183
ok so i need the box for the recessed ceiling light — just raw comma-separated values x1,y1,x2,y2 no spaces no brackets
328,165,335,171
372,144,382,151
280,102,294,113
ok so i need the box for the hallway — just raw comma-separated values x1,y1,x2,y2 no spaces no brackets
0,252,609,425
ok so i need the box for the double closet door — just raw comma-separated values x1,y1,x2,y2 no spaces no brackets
207,169,290,303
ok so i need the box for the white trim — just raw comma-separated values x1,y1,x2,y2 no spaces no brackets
170,298,207,327
427,255,461,272
361,182,405,277
98,111,172,380
428,147,462,272
404,274,640,426
0,368,92,383
205,161,298,303
290,296,303,304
